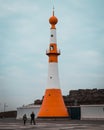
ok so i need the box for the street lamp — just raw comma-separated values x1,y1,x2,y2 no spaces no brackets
0,103,1,112
4,103,8,112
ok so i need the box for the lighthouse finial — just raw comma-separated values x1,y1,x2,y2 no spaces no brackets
49,5,58,29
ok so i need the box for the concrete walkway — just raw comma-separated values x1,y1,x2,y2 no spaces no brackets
0,118,104,130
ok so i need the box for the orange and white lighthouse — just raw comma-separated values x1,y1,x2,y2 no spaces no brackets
37,9,69,118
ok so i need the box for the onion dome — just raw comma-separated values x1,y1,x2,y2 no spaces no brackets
49,10,58,29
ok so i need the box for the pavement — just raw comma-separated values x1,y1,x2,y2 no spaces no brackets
0,118,104,130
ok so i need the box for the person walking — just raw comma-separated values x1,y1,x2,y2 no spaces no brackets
30,112,36,125
23,114,27,125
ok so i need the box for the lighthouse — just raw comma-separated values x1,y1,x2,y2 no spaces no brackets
37,9,69,118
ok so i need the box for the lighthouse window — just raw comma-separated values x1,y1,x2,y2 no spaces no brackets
50,46,54,50
51,34,53,37
50,76,52,79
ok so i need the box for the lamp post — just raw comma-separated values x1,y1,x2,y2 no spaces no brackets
4,103,8,112
0,103,1,112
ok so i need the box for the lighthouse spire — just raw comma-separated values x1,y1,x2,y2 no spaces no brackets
53,6,54,16
49,7,58,29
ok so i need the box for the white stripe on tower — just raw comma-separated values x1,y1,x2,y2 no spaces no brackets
47,63,60,88
50,29,57,43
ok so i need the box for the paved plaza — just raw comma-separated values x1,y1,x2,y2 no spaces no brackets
0,118,104,130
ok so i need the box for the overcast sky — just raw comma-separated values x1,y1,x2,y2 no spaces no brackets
0,0,104,111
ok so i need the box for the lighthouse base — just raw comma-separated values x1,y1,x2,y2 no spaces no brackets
37,88,69,118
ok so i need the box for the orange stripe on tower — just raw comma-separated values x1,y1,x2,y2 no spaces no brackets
38,89,68,117
46,43,60,62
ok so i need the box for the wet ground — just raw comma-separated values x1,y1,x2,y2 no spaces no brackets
0,118,104,130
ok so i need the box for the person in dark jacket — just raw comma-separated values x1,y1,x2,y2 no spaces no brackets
23,114,27,125
30,112,36,125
